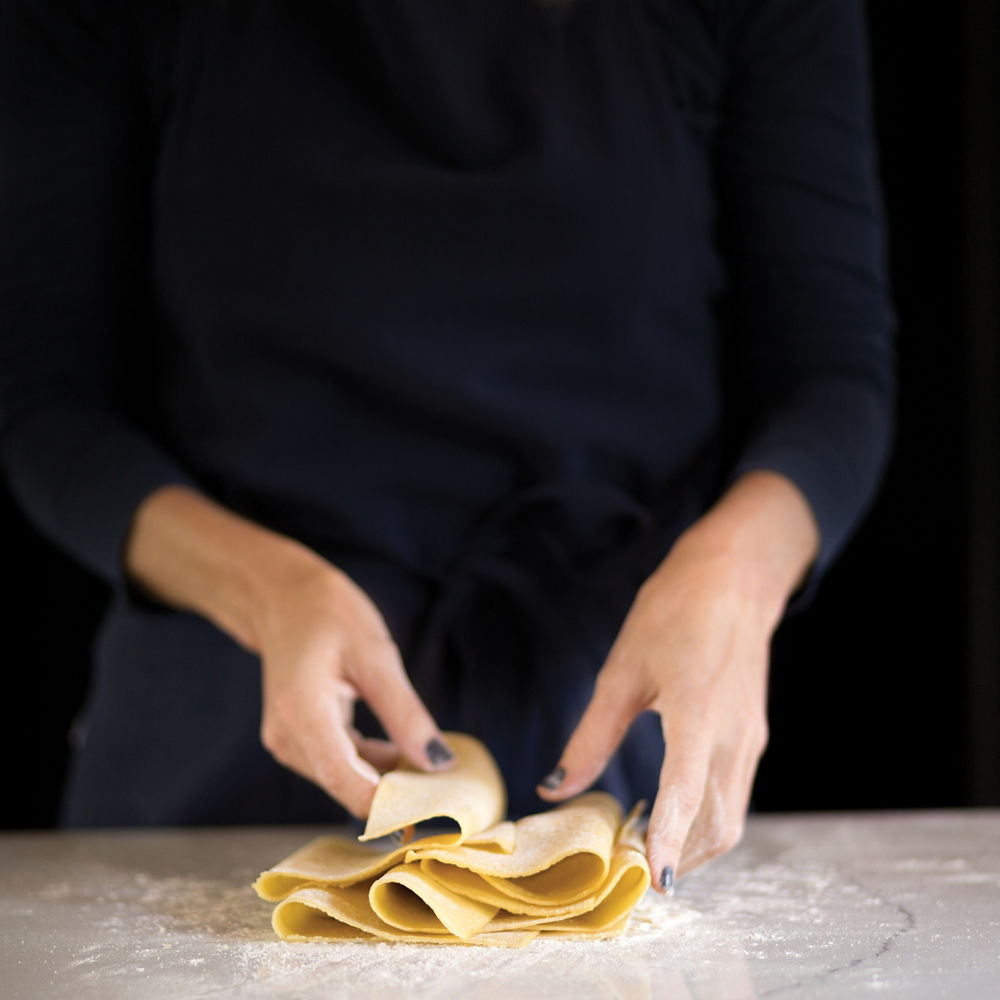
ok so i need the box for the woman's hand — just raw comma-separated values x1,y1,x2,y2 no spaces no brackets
536,471,819,891
125,485,454,820
255,555,454,818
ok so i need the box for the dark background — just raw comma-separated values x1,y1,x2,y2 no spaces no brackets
758,0,1000,813
3,1,998,829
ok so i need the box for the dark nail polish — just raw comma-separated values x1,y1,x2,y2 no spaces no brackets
425,738,454,767
659,866,675,896
539,766,565,791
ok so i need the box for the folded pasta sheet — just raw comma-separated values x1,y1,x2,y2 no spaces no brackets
253,733,651,946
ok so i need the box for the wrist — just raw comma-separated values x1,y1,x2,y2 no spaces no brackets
125,485,325,652
225,529,329,652
662,471,820,627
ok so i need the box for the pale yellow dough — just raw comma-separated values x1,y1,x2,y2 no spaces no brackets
360,732,507,843
253,733,650,946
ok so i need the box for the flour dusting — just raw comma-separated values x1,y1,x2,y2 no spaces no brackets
57,854,900,999
17,816,996,1000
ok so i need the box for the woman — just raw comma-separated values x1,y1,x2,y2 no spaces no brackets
0,0,894,895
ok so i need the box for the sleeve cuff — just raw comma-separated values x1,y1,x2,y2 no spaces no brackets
725,388,894,613
1,405,199,587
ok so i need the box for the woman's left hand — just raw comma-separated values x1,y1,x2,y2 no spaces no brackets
536,470,819,892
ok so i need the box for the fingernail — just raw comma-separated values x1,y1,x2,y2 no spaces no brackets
389,829,404,845
425,738,454,767
539,766,565,791
659,866,675,896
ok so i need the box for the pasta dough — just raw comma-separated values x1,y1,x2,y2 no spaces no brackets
253,733,650,946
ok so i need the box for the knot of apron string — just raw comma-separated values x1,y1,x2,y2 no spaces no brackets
418,478,656,657
404,479,680,814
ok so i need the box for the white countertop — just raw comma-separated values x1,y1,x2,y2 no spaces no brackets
4,810,999,999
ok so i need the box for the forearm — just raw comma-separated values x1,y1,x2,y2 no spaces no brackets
124,485,323,653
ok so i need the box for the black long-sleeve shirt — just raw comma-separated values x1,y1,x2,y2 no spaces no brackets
0,0,895,824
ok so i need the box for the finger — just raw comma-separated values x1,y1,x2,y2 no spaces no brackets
391,823,417,846
676,763,745,877
264,688,382,820
536,666,641,802
349,640,456,773
348,728,401,774
305,719,383,819
677,724,764,873
676,733,759,874
646,725,712,895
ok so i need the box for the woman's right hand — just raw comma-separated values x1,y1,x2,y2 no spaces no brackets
255,554,455,818
125,485,454,820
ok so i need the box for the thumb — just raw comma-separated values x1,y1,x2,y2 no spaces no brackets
535,669,640,802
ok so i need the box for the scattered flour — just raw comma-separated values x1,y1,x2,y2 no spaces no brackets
48,854,907,1000
22,818,996,1000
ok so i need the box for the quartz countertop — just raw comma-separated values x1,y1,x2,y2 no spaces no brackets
4,810,999,999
